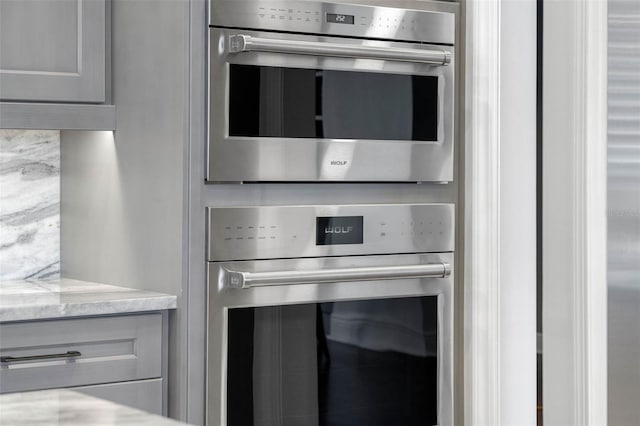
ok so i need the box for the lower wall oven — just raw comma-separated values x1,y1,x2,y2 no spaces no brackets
207,204,454,426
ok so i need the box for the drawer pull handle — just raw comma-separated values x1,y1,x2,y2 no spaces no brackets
0,350,82,363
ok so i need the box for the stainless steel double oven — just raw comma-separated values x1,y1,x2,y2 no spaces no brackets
208,0,456,183
206,1,458,425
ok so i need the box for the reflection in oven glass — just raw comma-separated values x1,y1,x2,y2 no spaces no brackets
229,64,439,142
227,297,438,425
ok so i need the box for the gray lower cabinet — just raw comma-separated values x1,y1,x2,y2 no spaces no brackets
0,313,167,414
0,0,106,103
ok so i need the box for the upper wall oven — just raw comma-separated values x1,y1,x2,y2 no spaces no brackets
208,0,456,183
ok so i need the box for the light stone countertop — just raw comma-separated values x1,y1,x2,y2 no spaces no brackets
0,279,177,322
0,389,189,425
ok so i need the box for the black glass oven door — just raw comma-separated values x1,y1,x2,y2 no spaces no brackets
229,64,439,142
227,297,439,426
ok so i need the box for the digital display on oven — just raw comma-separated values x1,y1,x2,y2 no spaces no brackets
326,13,355,24
316,216,363,245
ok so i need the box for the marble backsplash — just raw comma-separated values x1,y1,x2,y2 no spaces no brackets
0,130,60,280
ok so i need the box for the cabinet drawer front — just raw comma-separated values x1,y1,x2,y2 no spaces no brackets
0,314,162,393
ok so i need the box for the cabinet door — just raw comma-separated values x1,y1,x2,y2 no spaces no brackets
0,0,105,103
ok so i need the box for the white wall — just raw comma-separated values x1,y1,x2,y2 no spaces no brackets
464,0,537,424
543,1,608,425
499,1,537,423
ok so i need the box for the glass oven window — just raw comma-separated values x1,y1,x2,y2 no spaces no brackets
227,297,438,426
229,64,439,141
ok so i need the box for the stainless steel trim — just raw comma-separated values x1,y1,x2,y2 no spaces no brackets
209,0,457,45
443,50,452,65
0,350,82,363
228,34,451,65
208,204,455,262
443,261,452,278
224,262,450,288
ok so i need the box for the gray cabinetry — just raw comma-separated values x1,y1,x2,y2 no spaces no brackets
0,313,167,414
0,0,105,103
0,0,115,130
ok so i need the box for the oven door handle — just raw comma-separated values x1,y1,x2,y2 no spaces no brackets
224,263,451,288
228,34,452,66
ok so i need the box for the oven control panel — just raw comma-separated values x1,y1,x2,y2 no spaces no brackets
208,204,454,261
210,0,456,46
253,6,424,33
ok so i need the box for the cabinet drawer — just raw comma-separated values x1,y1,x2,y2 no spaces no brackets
0,314,162,393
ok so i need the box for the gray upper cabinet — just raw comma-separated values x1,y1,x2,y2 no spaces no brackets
0,0,105,103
